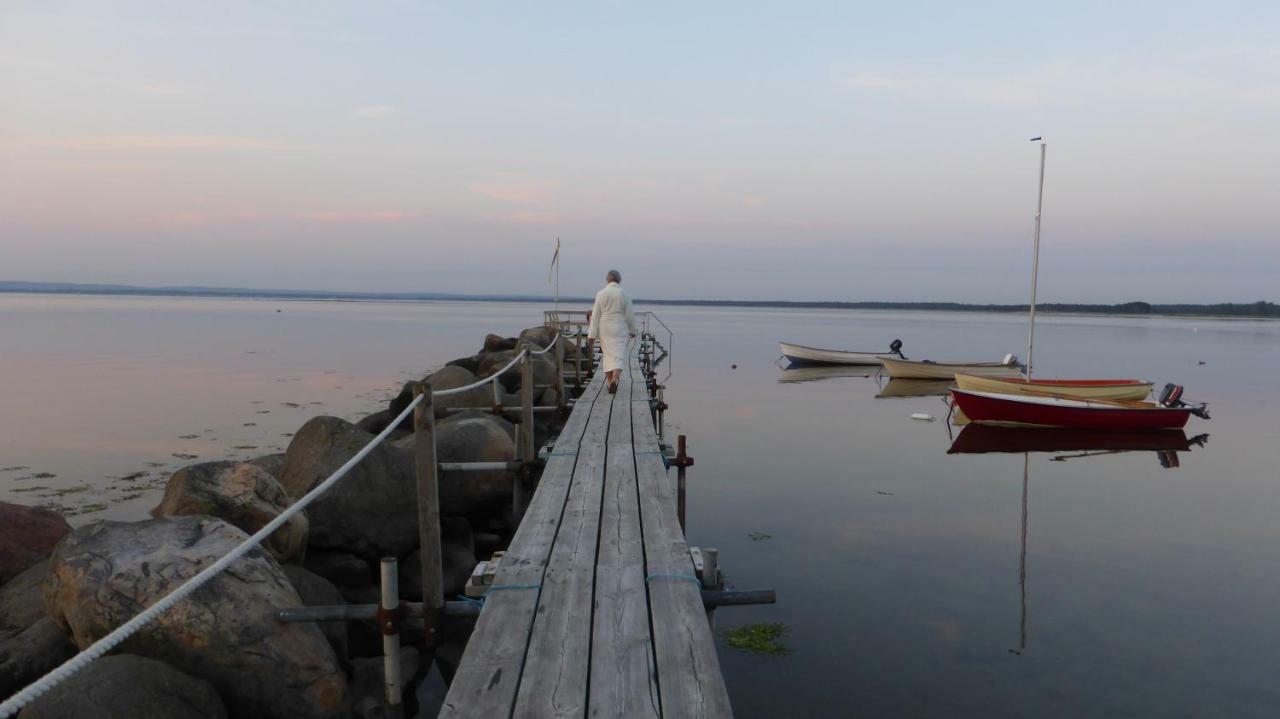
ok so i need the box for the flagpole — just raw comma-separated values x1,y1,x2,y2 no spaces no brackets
1026,139,1046,380
555,238,560,314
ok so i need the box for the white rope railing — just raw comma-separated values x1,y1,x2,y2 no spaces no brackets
0,392,428,717
0,327,569,715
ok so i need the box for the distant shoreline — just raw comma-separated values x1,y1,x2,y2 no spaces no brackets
1,281,1276,320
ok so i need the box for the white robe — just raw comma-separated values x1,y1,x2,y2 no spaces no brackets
586,282,636,373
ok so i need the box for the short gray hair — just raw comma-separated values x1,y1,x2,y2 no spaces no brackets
606,269,622,283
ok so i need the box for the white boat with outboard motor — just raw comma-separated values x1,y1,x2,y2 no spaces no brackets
779,339,905,367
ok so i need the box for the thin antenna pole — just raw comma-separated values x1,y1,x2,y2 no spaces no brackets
1026,141,1046,379
555,239,560,314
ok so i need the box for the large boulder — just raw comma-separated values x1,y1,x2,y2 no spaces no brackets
393,415,515,515
0,560,75,699
16,654,227,719
0,561,50,633
1,618,76,700
388,366,493,430
302,550,372,590
43,517,347,719
440,410,515,442
476,350,556,394
399,543,476,601
0,502,69,586
349,648,419,719
353,409,392,435
518,325,554,350
247,452,287,479
483,333,517,352
281,565,348,669
445,354,482,374
151,461,308,563
278,416,418,560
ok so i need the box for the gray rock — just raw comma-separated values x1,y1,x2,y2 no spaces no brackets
483,333,517,352
399,543,476,601
439,410,515,442
303,549,372,589
392,415,515,515
0,618,76,700
445,354,482,374
353,409,392,435
0,502,69,587
0,561,49,633
440,516,475,554
44,517,347,719
518,325,554,349
281,566,348,669
475,350,520,392
151,461,308,563
246,452,287,479
279,417,418,559
348,648,419,719
16,654,227,719
388,365,492,429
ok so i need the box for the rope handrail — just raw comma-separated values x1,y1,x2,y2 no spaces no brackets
430,329,559,398
0,392,428,718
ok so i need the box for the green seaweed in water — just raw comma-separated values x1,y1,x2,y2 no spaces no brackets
725,623,791,656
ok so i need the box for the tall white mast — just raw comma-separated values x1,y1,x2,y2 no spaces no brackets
1026,139,1047,379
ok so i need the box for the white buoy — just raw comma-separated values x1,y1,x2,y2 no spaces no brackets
910,413,935,422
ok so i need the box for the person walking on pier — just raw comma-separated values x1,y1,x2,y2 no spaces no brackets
587,269,636,394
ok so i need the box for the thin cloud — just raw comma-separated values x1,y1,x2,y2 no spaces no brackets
468,176,558,205
353,105,398,118
843,74,911,90
8,134,288,151
134,83,208,97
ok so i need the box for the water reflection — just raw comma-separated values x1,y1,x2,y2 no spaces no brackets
948,425,1209,467
875,378,955,398
775,365,874,383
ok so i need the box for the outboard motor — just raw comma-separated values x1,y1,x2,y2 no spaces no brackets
1159,383,1211,419
1158,383,1184,407
889,338,906,359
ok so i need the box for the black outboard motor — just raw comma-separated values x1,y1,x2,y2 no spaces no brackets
889,338,906,359
1159,383,1211,419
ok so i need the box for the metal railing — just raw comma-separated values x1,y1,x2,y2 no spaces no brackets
0,328,572,718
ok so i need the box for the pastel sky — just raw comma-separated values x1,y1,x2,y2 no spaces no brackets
2,2,1277,302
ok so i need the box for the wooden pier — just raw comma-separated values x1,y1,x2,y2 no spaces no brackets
441,338,733,718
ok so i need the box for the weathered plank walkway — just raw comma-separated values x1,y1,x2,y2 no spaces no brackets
441,341,732,718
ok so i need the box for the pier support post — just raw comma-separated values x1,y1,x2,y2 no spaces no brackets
516,342,536,523
554,334,566,408
379,557,404,718
573,329,583,391
412,383,444,658
674,435,694,532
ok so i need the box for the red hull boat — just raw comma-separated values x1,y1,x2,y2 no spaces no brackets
949,388,1197,430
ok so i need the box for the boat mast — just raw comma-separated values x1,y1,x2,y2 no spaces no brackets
1026,139,1047,379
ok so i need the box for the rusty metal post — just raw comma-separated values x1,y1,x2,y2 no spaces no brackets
673,434,694,532
379,557,404,718
656,386,666,440
412,383,444,657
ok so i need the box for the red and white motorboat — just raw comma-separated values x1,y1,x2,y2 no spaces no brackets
949,384,1209,430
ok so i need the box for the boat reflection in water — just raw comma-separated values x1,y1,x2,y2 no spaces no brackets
949,425,1209,467
874,378,954,398
776,365,874,384
950,427,1208,656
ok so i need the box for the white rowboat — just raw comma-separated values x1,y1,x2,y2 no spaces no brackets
779,341,898,367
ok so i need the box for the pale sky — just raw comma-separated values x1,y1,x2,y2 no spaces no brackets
2,2,1277,303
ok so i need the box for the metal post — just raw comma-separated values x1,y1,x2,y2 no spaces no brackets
1026,140,1047,379
379,558,403,717
554,334,566,408
517,343,535,524
674,435,693,532
573,330,583,391
512,422,526,519
656,386,665,440
412,383,444,655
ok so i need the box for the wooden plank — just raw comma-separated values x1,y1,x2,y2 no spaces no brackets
629,353,733,719
511,380,614,717
440,374,605,717
590,353,661,718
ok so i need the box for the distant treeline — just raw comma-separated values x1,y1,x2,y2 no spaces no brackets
1,282,1276,318
635,299,1280,318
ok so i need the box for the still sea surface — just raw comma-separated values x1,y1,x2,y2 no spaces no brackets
3,293,1278,717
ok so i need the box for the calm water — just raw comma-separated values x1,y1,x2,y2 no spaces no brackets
3,294,1279,717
